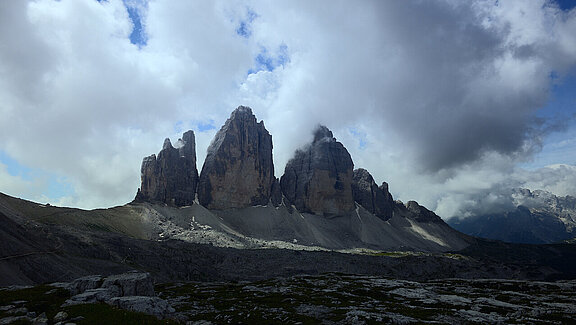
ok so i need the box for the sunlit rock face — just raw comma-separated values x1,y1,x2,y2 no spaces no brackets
136,130,199,206
280,125,355,217
197,106,275,209
352,168,395,220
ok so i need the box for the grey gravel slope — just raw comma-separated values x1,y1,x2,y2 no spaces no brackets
132,201,472,252
1,191,576,287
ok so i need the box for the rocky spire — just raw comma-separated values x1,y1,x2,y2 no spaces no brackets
352,168,394,220
280,125,355,216
135,130,199,206
197,106,275,209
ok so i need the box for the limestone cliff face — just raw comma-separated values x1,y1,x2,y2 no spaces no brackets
197,106,275,209
352,168,394,220
280,126,355,217
135,130,198,206
133,106,443,226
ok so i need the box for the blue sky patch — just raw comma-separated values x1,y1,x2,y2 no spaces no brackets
45,177,75,201
197,121,216,132
248,44,290,74
97,0,148,47
539,71,576,119
173,120,185,134
236,8,258,38
349,128,368,150
126,5,147,47
524,71,576,169
0,150,33,180
174,120,216,134
555,0,576,11
0,150,75,200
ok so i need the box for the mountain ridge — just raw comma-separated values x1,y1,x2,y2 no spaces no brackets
3,189,576,287
449,188,576,244
7,106,576,288
129,106,469,252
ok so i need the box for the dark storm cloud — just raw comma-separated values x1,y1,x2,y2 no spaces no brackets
367,1,555,171
247,0,576,175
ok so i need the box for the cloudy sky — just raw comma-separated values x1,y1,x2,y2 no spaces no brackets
1,0,576,219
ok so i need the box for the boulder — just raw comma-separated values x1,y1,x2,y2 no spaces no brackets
33,312,48,325
101,272,155,297
352,168,394,220
62,288,119,306
198,106,275,209
107,297,174,319
62,272,155,306
280,125,355,216
65,275,103,296
135,130,199,206
53,311,68,323
59,272,172,319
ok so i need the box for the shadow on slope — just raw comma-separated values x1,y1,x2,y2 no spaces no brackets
2,192,575,286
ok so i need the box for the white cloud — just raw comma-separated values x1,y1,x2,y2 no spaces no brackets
0,163,38,200
0,0,253,208
1,0,576,215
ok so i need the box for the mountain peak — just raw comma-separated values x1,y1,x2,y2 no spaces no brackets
229,105,255,121
198,106,275,209
281,125,355,216
177,130,196,157
352,168,394,220
313,125,334,143
135,130,199,206
162,138,173,150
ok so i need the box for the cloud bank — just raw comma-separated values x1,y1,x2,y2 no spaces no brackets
1,0,575,219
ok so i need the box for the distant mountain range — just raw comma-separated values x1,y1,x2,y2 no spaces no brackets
448,189,576,244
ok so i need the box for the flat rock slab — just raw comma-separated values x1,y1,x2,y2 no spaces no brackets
107,296,175,319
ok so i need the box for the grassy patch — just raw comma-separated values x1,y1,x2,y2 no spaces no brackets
65,303,177,325
0,285,69,320
0,285,176,325
389,303,446,320
370,251,416,257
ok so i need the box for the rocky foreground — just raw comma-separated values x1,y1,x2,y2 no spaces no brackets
2,272,575,324
0,272,173,324
2,106,576,322
159,273,576,324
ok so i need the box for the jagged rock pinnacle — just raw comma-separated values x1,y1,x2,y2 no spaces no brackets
280,125,355,217
135,130,199,206
352,168,394,220
197,106,275,209
162,138,173,150
313,125,334,142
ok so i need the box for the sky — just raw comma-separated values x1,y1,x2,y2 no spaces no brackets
1,0,576,220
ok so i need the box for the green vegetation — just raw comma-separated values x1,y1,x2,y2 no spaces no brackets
0,285,68,320
2,273,575,324
155,273,576,324
0,285,176,325
66,303,176,325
